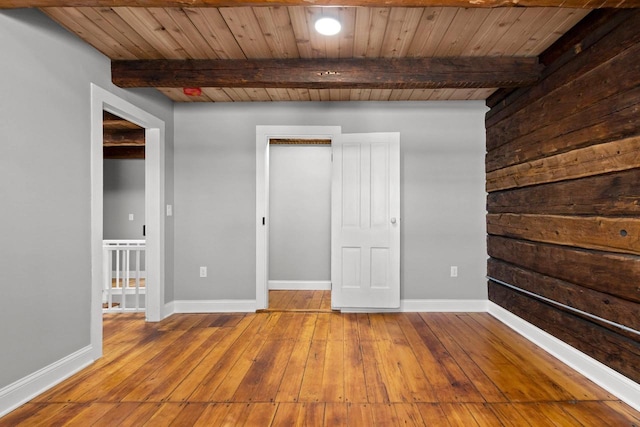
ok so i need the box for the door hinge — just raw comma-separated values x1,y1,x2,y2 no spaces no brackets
262,217,265,226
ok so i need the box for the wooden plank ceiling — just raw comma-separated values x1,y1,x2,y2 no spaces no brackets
40,5,590,102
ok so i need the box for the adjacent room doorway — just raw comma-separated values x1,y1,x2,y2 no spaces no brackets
90,84,165,359
256,126,340,310
102,111,147,313
268,140,332,311
256,126,401,312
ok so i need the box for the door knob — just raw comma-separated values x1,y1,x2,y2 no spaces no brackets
391,217,397,224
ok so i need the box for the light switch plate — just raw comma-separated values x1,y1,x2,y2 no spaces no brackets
128,214,134,221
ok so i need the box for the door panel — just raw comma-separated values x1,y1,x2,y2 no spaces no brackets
332,132,400,309
342,143,361,227
371,143,390,228
370,248,389,289
342,247,361,288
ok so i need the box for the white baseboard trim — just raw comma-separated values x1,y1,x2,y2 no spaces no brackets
268,280,331,290
0,345,94,418
163,300,175,318
339,299,489,313
401,299,489,312
167,298,485,314
488,302,640,412
172,300,257,313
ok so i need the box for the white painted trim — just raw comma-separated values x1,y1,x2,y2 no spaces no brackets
144,127,166,322
60,271,147,278
401,299,489,312
110,271,147,278
91,84,166,362
488,302,640,412
269,280,331,290
0,346,94,418
340,299,489,313
172,300,257,313
256,126,342,310
164,300,176,317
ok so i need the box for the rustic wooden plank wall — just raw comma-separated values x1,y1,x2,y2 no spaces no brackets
485,10,640,383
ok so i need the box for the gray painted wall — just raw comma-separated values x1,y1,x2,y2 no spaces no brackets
174,101,487,301
104,159,146,240
0,7,485,395
0,9,173,389
269,145,331,281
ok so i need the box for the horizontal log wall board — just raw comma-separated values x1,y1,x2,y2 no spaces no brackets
485,9,640,383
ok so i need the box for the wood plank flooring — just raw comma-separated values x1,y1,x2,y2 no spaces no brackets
267,290,332,312
3,297,640,425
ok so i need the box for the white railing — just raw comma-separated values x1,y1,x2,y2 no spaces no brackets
103,240,146,312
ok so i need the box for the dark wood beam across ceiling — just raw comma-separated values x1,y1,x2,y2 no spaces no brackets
103,111,144,159
112,57,544,90
103,112,143,131
103,129,146,147
4,0,640,8
104,146,145,159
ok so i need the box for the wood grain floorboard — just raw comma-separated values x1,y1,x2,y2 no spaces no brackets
2,296,639,426
265,289,333,312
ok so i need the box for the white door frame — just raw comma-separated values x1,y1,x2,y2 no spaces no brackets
90,84,166,359
255,125,341,310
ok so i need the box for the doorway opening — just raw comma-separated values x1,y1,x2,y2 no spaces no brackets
90,84,165,360
255,126,342,311
257,127,401,312
102,111,146,313
268,138,332,311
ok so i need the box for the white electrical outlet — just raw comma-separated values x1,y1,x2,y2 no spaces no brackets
199,266,207,278
450,266,458,277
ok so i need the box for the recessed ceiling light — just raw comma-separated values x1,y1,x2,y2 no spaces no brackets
315,17,341,36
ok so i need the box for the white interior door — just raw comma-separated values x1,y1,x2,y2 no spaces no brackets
331,132,400,309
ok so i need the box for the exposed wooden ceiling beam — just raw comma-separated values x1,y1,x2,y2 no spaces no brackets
103,129,146,147
104,146,145,159
103,112,144,159
4,0,639,8
103,112,143,130
113,58,543,90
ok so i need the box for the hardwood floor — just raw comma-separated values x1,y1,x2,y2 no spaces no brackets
3,307,640,425
268,290,332,312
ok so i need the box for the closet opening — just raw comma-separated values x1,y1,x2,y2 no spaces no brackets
267,138,332,311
